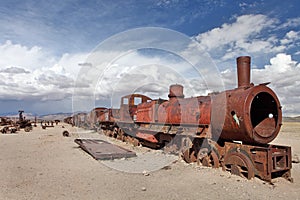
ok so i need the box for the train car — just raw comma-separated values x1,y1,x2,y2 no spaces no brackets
83,56,292,182
73,112,88,128
87,107,107,129
63,116,73,125
98,108,120,136
119,94,152,122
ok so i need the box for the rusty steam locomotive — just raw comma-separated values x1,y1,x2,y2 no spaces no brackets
71,56,292,182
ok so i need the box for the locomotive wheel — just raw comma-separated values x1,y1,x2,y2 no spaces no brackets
133,138,140,147
223,152,255,180
118,129,126,142
182,148,197,163
197,148,220,168
113,127,118,138
104,129,110,136
128,136,134,145
180,137,196,163
108,130,113,137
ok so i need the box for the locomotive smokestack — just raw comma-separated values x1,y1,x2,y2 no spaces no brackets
237,56,251,88
168,84,184,99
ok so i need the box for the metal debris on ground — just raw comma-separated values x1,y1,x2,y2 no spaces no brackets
74,139,136,160
62,131,70,137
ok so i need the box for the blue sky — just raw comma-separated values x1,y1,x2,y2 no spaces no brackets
0,0,300,116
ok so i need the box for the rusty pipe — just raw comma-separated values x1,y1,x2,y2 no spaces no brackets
237,56,251,88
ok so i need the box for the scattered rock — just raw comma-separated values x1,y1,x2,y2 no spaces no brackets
143,170,150,176
292,154,300,163
141,187,146,191
161,165,171,170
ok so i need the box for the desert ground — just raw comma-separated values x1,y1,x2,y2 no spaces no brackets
0,122,299,200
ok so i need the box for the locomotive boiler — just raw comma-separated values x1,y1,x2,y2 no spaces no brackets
211,56,282,145
76,56,292,182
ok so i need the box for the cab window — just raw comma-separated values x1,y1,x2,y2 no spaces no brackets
123,98,128,105
134,97,142,105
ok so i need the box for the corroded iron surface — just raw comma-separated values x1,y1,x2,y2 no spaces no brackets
74,139,136,160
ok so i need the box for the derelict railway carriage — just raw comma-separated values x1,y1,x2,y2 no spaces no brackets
70,56,292,182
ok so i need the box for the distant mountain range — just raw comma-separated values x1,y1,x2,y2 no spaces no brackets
38,113,74,120
283,116,300,122
0,112,73,120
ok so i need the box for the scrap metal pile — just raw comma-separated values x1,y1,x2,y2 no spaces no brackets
70,56,292,182
0,110,33,134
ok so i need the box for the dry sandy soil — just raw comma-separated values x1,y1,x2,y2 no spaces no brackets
0,122,299,200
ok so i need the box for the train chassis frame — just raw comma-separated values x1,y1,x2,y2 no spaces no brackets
99,123,292,183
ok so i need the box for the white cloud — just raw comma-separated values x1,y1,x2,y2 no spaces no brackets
0,66,30,74
280,30,300,46
264,53,297,73
278,17,300,29
193,14,300,114
195,14,275,51
220,53,300,116
1,14,299,116
255,54,300,116
193,14,300,64
0,40,55,70
0,40,89,103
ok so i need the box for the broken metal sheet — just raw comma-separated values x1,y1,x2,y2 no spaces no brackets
74,139,136,160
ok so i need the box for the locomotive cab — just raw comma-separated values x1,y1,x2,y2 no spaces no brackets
119,94,152,122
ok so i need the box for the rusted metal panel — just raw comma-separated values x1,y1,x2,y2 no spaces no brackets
74,139,136,160
88,107,106,127
73,112,88,127
99,108,120,123
136,100,156,123
157,95,211,125
136,99,166,123
136,131,159,143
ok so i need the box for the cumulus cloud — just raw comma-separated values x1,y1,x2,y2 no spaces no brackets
194,14,300,64
280,30,300,46
1,15,299,116
278,17,300,29
192,14,300,116
0,40,89,104
0,40,55,70
77,50,212,109
72,27,225,111
0,66,30,74
255,54,300,116
195,14,275,51
221,53,300,116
